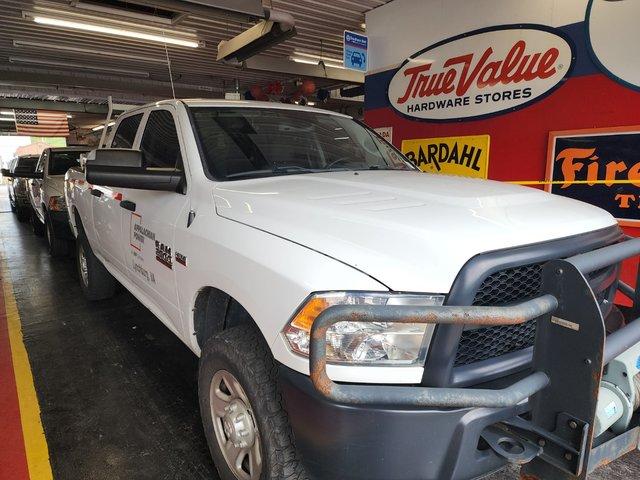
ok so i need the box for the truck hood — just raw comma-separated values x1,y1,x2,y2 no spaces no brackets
213,171,617,293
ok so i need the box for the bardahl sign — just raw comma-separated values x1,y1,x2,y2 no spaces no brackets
388,25,575,121
547,126,640,226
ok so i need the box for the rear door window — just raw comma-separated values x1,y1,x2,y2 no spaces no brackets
48,151,88,176
139,110,183,170
111,114,143,149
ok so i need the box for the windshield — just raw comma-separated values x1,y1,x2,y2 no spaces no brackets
190,107,416,180
49,151,87,176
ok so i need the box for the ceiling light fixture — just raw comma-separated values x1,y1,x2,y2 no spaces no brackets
92,121,115,132
0,118,15,122
13,40,168,64
293,51,343,63
289,56,346,70
30,15,200,48
290,56,320,65
0,110,14,116
9,56,150,77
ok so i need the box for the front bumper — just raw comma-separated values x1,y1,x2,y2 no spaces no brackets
48,210,73,240
302,237,640,479
279,365,523,480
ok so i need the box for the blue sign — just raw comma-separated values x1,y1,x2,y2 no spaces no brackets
343,30,368,72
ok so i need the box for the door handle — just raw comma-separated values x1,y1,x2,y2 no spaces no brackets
90,188,103,198
120,200,136,212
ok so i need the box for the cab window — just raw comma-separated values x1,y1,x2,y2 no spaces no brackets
111,114,143,149
140,110,183,170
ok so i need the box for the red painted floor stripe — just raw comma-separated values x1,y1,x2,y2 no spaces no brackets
0,270,30,480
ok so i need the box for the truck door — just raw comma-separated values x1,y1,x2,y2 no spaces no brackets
120,107,188,331
92,113,144,271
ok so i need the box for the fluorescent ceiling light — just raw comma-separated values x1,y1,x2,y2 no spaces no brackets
323,62,346,70
290,56,345,70
0,111,14,116
66,115,73,119
92,121,115,132
13,40,167,64
0,118,15,122
31,15,200,48
9,56,149,77
290,57,319,65
307,102,315,106
294,51,343,63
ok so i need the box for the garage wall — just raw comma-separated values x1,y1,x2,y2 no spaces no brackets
365,0,639,180
364,0,640,291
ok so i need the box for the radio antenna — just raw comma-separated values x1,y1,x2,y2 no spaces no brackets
163,33,177,99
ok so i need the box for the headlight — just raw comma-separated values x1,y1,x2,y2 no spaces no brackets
48,195,66,211
283,292,445,365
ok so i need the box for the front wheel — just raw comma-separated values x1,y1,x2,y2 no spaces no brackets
46,217,69,257
16,206,29,222
198,326,307,480
76,234,116,301
31,209,44,236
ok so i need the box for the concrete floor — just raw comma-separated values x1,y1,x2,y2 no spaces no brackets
1,189,639,479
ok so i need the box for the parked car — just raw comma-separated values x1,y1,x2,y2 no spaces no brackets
1,154,39,221
27,146,89,256
65,99,639,480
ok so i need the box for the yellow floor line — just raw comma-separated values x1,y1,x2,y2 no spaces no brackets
2,260,53,480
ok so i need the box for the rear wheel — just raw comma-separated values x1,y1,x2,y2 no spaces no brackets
198,326,306,480
31,209,44,236
76,233,116,301
46,216,69,257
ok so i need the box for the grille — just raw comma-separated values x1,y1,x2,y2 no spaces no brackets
454,263,543,366
453,261,618,366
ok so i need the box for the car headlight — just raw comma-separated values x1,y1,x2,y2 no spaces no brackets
283,292,445,365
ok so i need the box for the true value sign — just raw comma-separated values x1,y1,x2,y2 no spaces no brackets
388,25,575,121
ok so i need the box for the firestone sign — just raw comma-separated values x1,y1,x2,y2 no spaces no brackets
388,25,575,121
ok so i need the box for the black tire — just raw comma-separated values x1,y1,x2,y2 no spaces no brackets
31,210,45,236
45,216,69,257
198,325,307,480
16,207,29,222
76,233,116,301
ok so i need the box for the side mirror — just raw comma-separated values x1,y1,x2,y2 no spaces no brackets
86,149,181,192
1,168,12,178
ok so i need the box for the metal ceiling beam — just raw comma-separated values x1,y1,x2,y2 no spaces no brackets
244,55,364,84
0,98,109,113
0,67,224,99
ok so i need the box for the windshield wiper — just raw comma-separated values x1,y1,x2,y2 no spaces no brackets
272,165,321,174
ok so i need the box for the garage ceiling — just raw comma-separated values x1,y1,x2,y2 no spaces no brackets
0,0,387,107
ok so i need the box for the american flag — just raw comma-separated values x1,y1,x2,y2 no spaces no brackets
14,109,69,137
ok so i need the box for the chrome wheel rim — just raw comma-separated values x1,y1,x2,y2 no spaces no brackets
210,370,262,480
79,245,89,287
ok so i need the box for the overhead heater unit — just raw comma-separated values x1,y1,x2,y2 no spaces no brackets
217,8,296,63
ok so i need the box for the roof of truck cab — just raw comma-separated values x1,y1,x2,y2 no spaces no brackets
123,99,351,118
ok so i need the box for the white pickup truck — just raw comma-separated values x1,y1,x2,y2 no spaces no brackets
65,99,640,480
